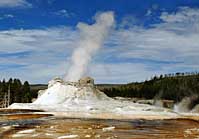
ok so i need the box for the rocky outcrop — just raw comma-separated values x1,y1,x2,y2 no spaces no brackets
78,76,94,86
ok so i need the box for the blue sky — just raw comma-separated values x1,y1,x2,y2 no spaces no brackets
0,0,199,83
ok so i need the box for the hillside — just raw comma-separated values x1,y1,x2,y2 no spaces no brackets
101,72,199,103
29,72,199,103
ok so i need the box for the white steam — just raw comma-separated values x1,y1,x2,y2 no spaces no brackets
64,12,114,81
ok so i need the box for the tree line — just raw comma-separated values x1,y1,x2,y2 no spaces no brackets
101,72,199,103
1,72,199,105
0,78,36,104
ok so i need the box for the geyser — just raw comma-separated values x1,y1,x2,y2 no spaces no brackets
10,77,178,120
32,77,111,105
9,12,184,120
64,11,114,82
174,95,199,113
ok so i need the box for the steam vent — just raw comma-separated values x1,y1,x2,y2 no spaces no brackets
10,76,180,120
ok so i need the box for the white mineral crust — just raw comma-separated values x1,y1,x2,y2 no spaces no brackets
9,77,179,119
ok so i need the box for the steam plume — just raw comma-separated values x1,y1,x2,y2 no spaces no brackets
174,95,199,112
64,12,114,81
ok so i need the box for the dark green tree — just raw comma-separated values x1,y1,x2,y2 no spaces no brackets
21,81,31,103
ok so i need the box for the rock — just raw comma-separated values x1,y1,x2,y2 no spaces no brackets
17,129,35,134
85,135,91,138
48,77,64,88
58,135,79,139
136,99,154,105
102,126,115,132
78,77,94,86
31,98,37,103
154,100,174,109
37,90,46,98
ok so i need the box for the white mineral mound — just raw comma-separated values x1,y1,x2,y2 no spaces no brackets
10,77,179,119
34,77,110,105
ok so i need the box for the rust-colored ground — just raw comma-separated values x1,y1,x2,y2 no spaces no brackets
0,109,199,139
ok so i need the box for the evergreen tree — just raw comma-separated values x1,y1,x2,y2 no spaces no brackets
12,79,22,103
22,81,31,103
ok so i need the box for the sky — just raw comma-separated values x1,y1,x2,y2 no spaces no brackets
0,0,199,84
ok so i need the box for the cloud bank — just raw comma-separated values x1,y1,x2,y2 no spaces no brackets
0,7,199,83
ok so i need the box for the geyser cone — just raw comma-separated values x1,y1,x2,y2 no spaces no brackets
9,76,179,121
33,77,111,105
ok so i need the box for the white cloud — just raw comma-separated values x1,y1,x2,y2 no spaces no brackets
160,7,199,23
159,7,199,33
0,27,78,83
96,7,199,82
0,14,14,20
0,7,199,84
146,9,152,16
54,9,74,18
0,0,31,8
5,14,14,18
